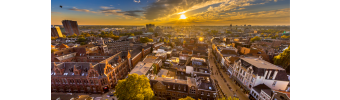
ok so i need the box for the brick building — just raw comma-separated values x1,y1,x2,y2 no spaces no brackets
51,52,129,93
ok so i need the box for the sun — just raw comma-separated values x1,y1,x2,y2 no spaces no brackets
180,14,187,19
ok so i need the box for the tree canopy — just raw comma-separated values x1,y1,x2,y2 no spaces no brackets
51,37,56,40
178,96,195,100
217,97,240,100
76,37,87,43
140,37,153,43
148,28,154,32
273,46,290,69
114,73,154,100
250,36,261,42
51,49,58,53
281,35,290,39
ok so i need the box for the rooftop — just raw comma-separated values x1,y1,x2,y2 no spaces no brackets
129,62,154,75
241,57,284,70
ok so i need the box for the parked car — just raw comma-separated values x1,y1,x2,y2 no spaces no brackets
107,92,114,97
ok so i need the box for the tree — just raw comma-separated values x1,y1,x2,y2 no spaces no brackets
115,73,154,100
152,64,158,74
51,37,56,40
226,31,232,34
154,32,158,37
217,97,239,100
273,46,290,69
62,35,66,38
80,42,86,45
250,36,261,42
76,37,87,43
211,30,218,35
51,49,58,53
71,33,77,38
130,33,135,36
140,37,152,43
260,33,264,36
281,35,290,39
179,96,195,100
148,28,154,32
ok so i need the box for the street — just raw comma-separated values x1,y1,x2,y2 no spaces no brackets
208,48,249,100
51,89,117,100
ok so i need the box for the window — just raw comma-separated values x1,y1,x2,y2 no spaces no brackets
273,81,277,87
201,91,204,95
207,93,210,96
184,86,186,91
173,85,175,89
178,85,181,90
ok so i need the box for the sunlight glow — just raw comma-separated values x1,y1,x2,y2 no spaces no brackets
180,14,187,19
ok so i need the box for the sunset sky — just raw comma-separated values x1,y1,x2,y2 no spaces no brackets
51,0,290,26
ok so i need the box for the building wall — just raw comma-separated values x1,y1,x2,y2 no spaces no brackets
259,90,271,100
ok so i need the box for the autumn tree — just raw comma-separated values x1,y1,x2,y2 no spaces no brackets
148,28,154,32
260,33,264,36
250,36,261,42
140,37,152,43
51,37,56,40
114,73,154,100
273,46,290,69
51,49,58,53
281,35,290,39
179,96,195,100
218,96,239,100
154,32,158,37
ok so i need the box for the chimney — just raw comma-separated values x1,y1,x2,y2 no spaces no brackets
272,70,278,80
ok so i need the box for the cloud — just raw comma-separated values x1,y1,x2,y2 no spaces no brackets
134,0,141,3
121,10,144,17
169,8,290,25
51,12,61,14
99,7,144,17
143,0,226,20
100,6,114,9
68,7,98,13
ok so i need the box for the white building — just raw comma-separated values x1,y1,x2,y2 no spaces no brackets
231,56,289,94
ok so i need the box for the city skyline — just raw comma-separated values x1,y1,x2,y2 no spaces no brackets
51,0,290,26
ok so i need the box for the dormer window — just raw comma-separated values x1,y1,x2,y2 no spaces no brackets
273,81,277,87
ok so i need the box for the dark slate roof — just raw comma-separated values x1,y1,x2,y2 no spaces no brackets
62,62,95,77
193,50,207,56
131,46,143,57
220,49,238,55
253,84,272,96
274,70,289,81
197,77,216,91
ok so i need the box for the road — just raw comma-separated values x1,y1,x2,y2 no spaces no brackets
208,48,249,100
51,89,117,100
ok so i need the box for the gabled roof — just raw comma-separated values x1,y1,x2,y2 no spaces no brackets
253,84,272,96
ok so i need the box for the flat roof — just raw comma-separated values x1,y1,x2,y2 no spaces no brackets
129,62,154,75
241,57,285,70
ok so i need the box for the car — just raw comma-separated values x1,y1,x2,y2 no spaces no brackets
107,93,114,97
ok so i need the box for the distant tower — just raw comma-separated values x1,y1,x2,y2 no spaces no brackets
127,51,132,71
62,20,80,36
